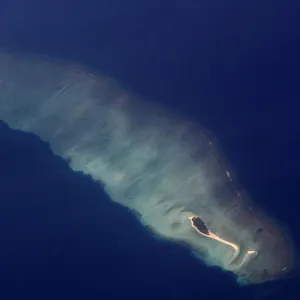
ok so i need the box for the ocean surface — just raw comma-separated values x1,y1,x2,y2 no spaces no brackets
0,0,300,299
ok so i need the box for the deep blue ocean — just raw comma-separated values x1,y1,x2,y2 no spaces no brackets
0,0,300,299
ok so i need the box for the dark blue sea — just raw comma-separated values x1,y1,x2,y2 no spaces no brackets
0,0,300,299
